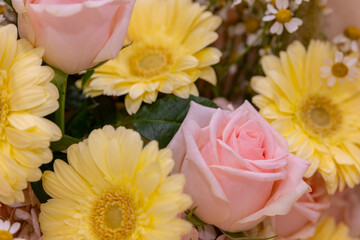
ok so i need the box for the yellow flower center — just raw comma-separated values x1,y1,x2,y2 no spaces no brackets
0,6,4,15
344,26,360,41
0,230,13,240
331,62,348,78
91,190,138,240
130,46,173,78
245,18,260,34
271,0,276,5
300,96,342,137
275,9,292,24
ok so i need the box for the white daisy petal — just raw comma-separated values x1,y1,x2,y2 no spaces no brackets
9,222,21,234
276,23,284,35
267,4,278,14
327,76,337,86
321,66,331,77
263,15,276,22
333,34,347,44
344,57,357,67
335,51,344,62
3,221,10,231
351,41,359,52
285,20,299,33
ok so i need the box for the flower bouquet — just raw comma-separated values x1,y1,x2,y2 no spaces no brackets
0,0,360,239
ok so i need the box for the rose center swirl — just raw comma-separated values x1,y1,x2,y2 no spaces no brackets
0,230,13,240
300,96,342,137
91,190,138,240
275,9,292,24
130,46,173,78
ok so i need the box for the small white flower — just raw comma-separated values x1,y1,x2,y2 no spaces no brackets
232,0,255,7
262,0,303,35
321,51,360,86
333,26,360,53
259,46,273,56
318,0,333,15
0,219,24,240
294,0,309,5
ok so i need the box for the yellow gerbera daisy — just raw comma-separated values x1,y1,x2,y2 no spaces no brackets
40,125,192,240
251,40,360,194
304,217,358,240
0,24,61,204
82,0,222,114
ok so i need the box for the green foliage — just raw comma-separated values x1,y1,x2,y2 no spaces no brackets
118,95,217,148
50,135,81,152
186,207,207,228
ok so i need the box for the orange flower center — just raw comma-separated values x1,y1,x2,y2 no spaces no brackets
331,62,348,78
245,18,260,34
344,26,360,41
0,230,13,240
276,9,292,23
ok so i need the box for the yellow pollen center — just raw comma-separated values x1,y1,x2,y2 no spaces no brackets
0,230,13,240
275,9,292,24
130,46,173,78
271,0,276,5
0,6,4,15
331,62,348,78
245,18,260,34
91,190,137,240
344,26,360,41
300,96,342,137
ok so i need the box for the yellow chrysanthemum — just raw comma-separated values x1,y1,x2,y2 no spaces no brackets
251,40,360,194
40,125,192,240
0,24,61,204
303,217,358,240
82,0,222,114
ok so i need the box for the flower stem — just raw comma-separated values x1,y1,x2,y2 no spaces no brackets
51,68,68,135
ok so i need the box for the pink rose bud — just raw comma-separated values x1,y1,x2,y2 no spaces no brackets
168,101,311,232
13,0,135,74
271,173,330,239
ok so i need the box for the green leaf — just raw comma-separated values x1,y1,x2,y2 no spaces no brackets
185,207,206,228
50,135,81,152
220,230,276,240
4,0,13,8
66,98,98,138
118,95,217,148
81,69,94,89
31,180,50,204
51,68,68,134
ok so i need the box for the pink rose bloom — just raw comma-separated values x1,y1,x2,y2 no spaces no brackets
329,185,360,237
168,101,310,232
271,173,330,239
13,0,135,74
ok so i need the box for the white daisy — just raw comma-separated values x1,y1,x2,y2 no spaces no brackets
230,17,262,46
321,51,359,86
232,0,255,7
0,219,24,240
263,0,303,35
294,0,309,5
333,26,360,53
318,0,333,15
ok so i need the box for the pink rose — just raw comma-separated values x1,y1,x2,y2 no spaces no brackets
271,173,330,239
13,0,135,74
329,185,360,237
168,101,310,232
